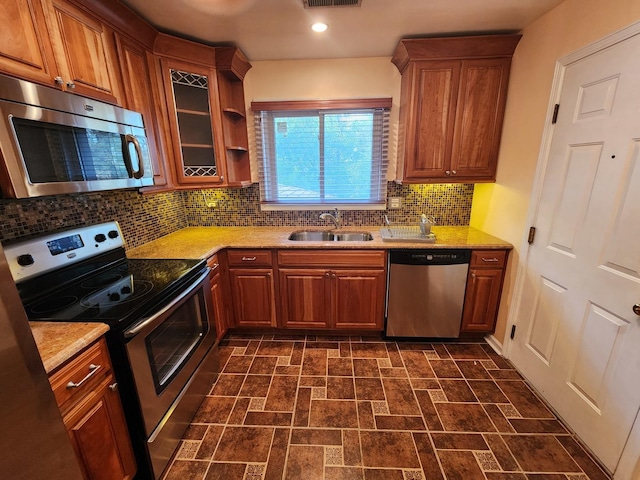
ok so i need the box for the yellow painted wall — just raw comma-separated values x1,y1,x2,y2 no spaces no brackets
243,58,401,183
470,0,640,344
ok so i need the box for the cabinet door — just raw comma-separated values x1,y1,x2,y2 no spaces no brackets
210,267,228,341
64,376,137,480
460,267,504,333
43,0,122,104
0,0,58,85
450,58,511,179
229,268,276,327
403,60,460,181
332,269,386,330
279,268,331,329
115,34,168,187
161,58,226,185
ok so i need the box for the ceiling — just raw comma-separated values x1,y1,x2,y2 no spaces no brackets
121,0,564,61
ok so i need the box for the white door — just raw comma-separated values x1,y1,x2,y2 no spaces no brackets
509,31,640,474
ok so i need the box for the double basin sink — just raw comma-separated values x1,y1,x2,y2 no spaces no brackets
288,230,373,242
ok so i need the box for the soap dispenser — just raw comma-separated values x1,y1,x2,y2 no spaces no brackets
419,214,430,236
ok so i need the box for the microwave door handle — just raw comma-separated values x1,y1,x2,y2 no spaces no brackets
124,269,209,339
124,133,144,179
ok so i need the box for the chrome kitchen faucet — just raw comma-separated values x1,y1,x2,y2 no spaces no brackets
320,208,342,229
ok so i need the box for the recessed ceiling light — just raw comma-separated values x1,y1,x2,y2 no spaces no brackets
311,22,328,32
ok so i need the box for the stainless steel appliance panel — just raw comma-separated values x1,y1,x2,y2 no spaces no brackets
0,244,83,480
0,73,153,198
386,249,470,338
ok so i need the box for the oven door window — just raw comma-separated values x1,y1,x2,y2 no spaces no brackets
145,290,207,394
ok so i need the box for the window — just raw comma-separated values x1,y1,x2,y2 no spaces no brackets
252,99,391,208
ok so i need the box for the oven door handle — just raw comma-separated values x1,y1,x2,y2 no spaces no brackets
124,269,209,339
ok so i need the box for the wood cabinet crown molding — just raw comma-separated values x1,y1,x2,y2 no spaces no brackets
392,34,522,73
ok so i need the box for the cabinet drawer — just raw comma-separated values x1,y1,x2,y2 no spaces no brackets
227,249,273,267
207,253,221,272
278,249,386,268
470,250,507,268
49,338,111,411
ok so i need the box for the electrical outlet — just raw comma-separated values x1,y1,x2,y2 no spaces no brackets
388,197,403,209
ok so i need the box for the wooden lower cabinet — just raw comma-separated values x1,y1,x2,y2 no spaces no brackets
460,250,509,334
278,250,386,331
49,338,136,480
332,269,386,330
208,254,229,341
279,268,331,329
226,250,276,327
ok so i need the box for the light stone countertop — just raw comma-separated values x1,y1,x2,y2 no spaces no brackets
30,322,110,374
127,225,512,260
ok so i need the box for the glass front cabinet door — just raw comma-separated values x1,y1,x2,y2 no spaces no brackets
162,59,226,185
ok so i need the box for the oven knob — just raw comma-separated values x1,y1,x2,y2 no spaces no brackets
108,293,121,301
95,233,107,243
121,286,131,294
108,230,119,239
17,254,34,267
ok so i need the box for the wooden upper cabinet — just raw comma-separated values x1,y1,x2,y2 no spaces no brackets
393,35,520,183
154,35,252,188
160,57,227,186
35,0,123,104
0,0,58,84
115,34,169,187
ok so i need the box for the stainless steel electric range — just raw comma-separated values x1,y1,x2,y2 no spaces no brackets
4,222,219,479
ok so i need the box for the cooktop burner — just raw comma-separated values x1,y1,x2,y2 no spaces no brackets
20,256,204,327
7,221,207,330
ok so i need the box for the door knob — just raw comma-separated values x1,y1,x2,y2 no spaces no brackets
633,304,640,316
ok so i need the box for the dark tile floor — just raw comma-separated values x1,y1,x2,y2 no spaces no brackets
161,335,610,480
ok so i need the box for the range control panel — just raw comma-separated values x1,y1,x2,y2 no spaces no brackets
4,221,125,283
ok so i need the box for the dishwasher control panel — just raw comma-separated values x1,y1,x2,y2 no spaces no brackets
389,249,471,266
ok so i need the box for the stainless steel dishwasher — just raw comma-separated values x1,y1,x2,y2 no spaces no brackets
386,249,470,338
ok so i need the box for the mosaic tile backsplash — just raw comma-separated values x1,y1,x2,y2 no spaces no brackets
183,183,473,228
0,183,473,248
0,190,186,248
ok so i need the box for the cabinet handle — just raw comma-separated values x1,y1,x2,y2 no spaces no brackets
633,304,640,316
66,364,101,389
241,256,257,261
108,383,118,392
481,257,499,263
210,262,219,272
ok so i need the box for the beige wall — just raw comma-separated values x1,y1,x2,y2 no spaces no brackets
243,58,401,183
470,0,640,343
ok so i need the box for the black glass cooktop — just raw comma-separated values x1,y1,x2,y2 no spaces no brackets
19,252,205,328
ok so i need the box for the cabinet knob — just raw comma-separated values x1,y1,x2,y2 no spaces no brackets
633,304,640,316
54,76,64,86
451,170,457,175
66,81,76,90
108,382,118,392
325,272,330,277
445,170,451,176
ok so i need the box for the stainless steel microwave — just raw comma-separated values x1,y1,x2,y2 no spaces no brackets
0,74,153,198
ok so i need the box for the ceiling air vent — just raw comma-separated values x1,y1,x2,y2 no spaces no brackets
303,0,362,8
